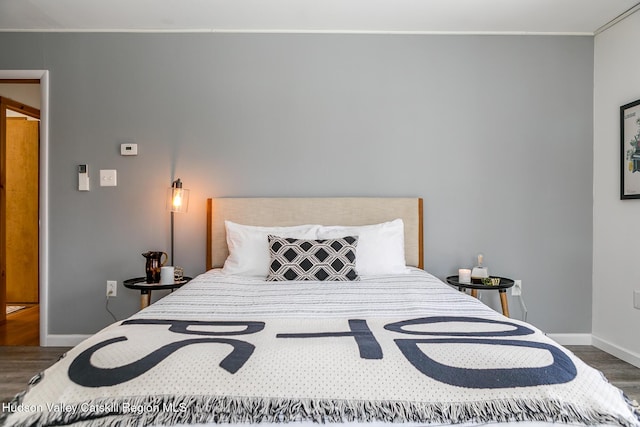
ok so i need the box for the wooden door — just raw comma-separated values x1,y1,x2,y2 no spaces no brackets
5,117,39,303
0,97,40,323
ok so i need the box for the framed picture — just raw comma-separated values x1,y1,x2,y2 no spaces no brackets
621,99,640,199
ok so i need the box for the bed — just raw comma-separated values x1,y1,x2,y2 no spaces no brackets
2,197,639,427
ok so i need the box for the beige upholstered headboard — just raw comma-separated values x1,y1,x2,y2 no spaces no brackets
206,197,423,270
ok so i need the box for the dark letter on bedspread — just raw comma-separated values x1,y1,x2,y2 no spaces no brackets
68,320,265,387
277,319,383,359
385,317,577,388
395,338,577,388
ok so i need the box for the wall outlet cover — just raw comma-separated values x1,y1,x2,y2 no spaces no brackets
512,280,522,296
106,280,117,297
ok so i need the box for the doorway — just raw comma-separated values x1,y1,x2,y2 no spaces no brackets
0,88,41,345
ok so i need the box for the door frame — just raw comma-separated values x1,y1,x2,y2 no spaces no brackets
0,70,49,345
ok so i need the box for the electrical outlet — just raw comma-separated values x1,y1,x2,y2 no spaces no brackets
512,280,522,296
634,290,640,309
106,280,117,297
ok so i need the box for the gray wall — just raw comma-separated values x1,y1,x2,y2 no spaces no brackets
0,33,594,335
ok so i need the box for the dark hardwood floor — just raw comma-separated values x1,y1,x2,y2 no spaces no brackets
0,344,638,407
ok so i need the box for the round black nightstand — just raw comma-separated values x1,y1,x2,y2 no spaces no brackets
446,275,514,317
124,276,192,309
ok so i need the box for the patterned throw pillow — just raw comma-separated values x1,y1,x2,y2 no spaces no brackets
267,235,359,281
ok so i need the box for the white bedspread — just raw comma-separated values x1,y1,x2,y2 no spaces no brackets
133,268,494,320
2,269,639,427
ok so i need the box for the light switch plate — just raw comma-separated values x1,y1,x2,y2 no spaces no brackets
100,169,117,187
634,290,640,309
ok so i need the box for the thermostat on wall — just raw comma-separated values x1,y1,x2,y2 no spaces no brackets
120,143,138,156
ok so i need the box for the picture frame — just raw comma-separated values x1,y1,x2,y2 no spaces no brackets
620,98,640,199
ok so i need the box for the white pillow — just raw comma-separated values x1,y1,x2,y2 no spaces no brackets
317,219,409,275
222,221,320,277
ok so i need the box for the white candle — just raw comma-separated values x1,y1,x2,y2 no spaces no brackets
160,266,175,284
458,268,471,284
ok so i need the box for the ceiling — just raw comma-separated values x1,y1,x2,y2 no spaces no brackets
0,0,638,35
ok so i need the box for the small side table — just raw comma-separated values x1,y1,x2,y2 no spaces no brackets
124,277,192,309
445,275,514,317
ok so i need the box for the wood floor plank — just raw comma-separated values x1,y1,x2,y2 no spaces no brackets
0,346,69,404
567,345,640,403
0,305,39,346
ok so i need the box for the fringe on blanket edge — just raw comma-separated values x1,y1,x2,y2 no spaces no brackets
4,394,640,427
0,351,68,426
0,371,45,426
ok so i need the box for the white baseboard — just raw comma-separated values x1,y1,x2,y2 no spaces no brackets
545,333,593,345
592,335,640,369
44,334,90,347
